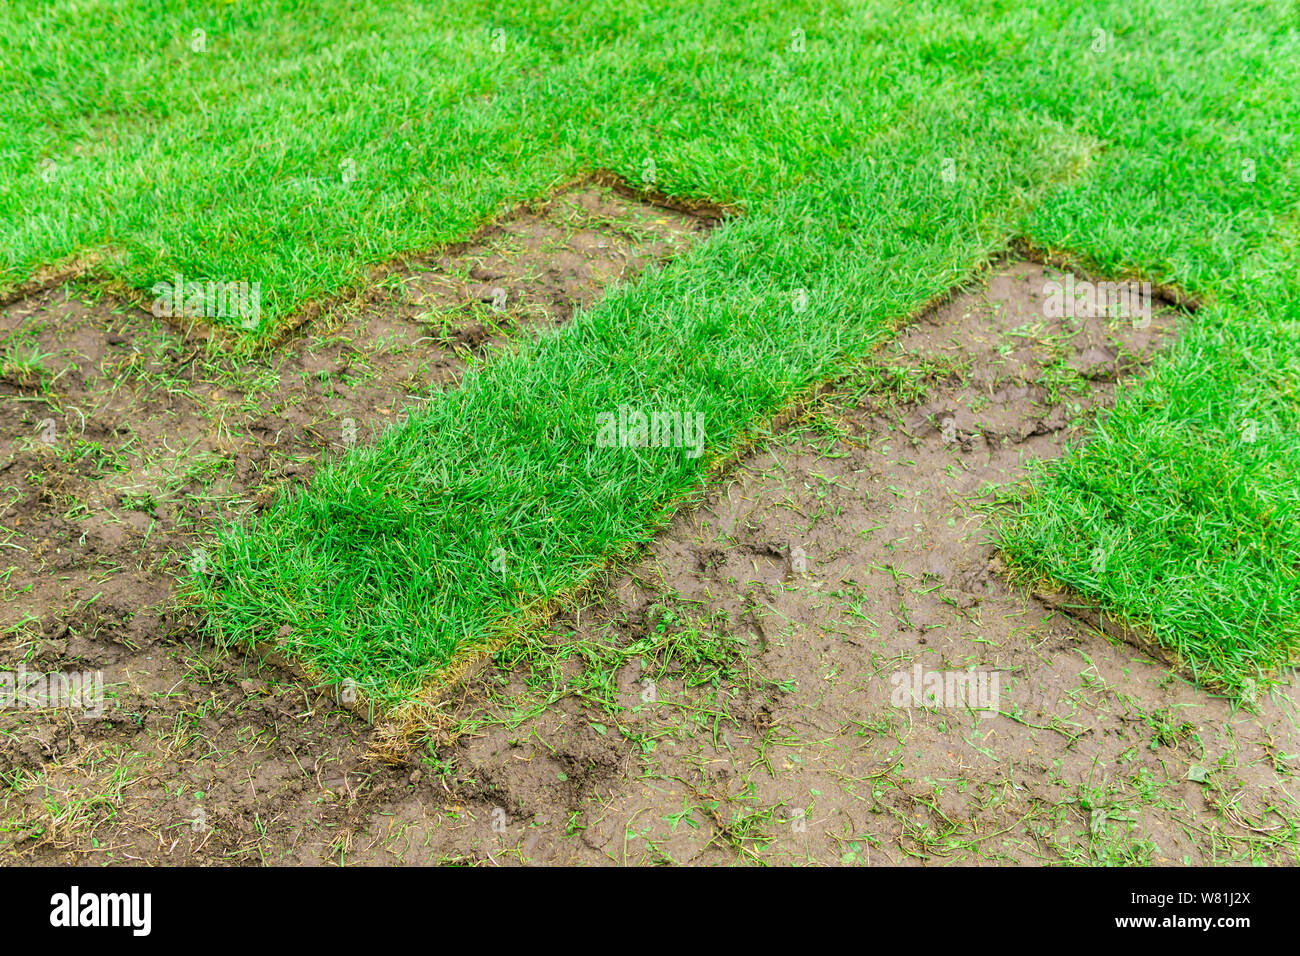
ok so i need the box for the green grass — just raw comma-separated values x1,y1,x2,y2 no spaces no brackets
4,0,1299,701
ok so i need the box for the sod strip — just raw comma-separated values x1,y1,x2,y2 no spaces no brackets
194,110,1085,707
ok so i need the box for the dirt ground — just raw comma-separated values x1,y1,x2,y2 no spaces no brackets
2,216,1296,864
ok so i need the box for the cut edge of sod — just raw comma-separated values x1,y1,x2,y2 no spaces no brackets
1011,237,1206,315
241,167,738,356
0,248,110,311
997,540,1300,698
17,169,736,364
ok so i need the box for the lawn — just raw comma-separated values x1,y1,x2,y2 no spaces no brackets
4,0,1298,709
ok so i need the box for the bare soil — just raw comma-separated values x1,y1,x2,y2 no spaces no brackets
2,243,1296,864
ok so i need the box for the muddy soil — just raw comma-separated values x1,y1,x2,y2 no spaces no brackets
2,255,1296,865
